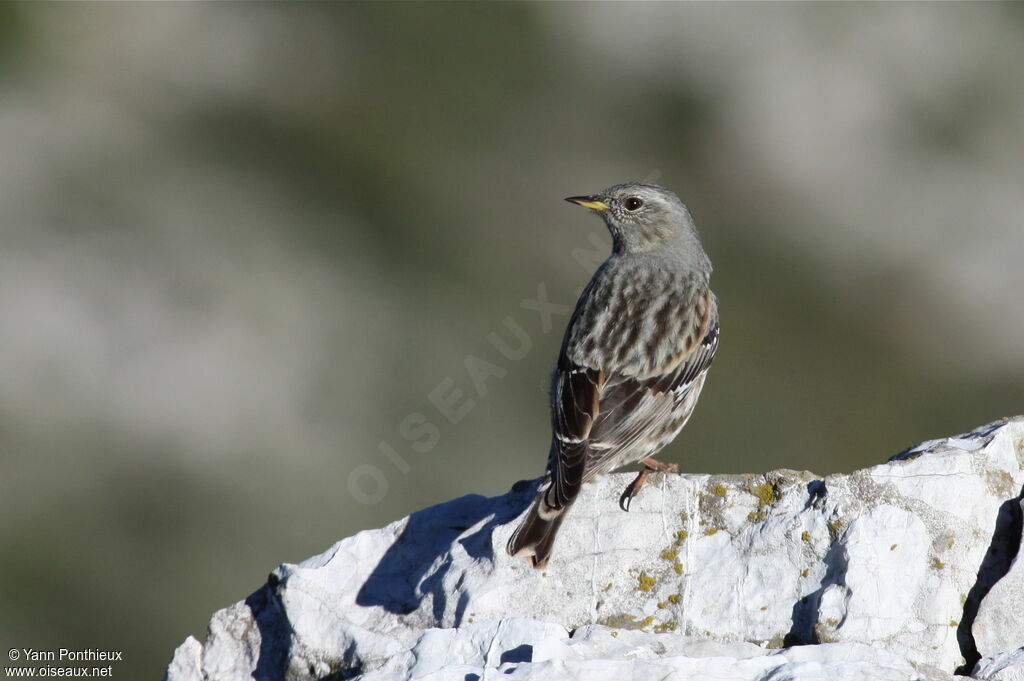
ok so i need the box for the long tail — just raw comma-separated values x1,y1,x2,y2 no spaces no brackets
506,492,572,570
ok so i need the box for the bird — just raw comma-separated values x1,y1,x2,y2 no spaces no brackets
506,182,719,569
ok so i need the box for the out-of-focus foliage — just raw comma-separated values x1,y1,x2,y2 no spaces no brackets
0,4,1021,679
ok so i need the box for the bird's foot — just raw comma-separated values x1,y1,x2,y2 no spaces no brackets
641,458,678,474
618,459,679,511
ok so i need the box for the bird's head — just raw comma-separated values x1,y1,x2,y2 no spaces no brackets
565,182,702,258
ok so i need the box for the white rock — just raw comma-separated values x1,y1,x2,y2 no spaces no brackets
164,637,202,681
163,418,1024,681
354,620,954,681
974,648,1024,681
972,499,1024,659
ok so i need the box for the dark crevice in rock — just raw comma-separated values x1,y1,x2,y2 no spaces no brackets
499,643,533,665
954,484,1024,676
803,480,827,511
783,597,817,648
785,482,844,647
245,581,292,681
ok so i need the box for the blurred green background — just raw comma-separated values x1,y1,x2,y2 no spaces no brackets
1,3,1022,679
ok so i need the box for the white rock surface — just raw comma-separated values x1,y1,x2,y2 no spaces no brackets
352,619,954,681
974,648,1024,681
164,418,1024,681
972,499,1024,660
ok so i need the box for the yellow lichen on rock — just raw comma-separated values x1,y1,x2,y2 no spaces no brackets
636,572,657,592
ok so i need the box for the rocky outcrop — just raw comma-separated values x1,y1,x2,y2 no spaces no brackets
164,418,1024,680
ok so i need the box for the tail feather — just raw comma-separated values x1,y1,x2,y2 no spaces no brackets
506,495,571,569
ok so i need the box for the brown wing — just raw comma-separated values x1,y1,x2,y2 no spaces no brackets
581,320,718,482
546,308,719,510
544,363,604,509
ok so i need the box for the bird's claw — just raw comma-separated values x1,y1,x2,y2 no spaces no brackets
618,468,651,512
619,460,679,512
619,486,637,512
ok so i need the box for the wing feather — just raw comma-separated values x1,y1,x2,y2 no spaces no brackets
583,322,718,481
549,313,719,498
545,365,603,509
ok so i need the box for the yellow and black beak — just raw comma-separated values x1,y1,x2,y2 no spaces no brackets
565,195,610,212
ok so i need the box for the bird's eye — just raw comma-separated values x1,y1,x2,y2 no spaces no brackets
623,197,643,211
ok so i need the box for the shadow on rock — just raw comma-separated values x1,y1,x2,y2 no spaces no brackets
955,483,1024,675
356,480,535,623
785,480,836,647
245,580,292,681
